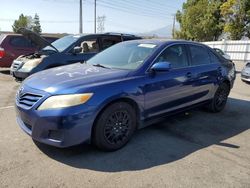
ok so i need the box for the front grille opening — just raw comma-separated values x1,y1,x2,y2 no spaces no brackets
48,130,63,142
16,93,43,109
24,122,32,131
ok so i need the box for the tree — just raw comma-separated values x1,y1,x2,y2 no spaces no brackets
220,0,250,39
12,14,29,33
32,13,42,34
12,13,42,34
175,0,225,42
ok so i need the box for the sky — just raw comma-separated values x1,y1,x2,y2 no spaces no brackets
0,0,185,34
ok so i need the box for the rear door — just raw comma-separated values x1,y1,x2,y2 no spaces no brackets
8,36,36,57
2,36,36,67
186,44,221,102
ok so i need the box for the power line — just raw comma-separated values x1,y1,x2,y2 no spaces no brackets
97,0,173,18
104,0,177,14
0,18,94,23
85,0,172,20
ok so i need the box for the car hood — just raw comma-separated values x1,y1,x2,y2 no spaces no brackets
24,63,130,94
18,28,58,52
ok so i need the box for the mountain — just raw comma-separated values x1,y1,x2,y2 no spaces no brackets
141,25,174,38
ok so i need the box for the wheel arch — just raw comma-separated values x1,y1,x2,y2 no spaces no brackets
222,79,231,89
90,97,142,142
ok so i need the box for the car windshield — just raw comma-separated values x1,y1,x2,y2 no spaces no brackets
0,34,5,44
87,42,157,70
42,35,80,52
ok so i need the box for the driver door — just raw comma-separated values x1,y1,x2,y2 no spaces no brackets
67,37,100,64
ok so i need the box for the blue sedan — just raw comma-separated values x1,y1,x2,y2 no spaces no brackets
16,40,236,151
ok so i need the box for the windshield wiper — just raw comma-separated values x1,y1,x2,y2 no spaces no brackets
93,64,110,69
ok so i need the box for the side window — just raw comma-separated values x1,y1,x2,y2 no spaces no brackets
189,45,210,66
9,36,33,48
209,50,221,64
155,44,188,69
101,36,121,51
78,38,99,53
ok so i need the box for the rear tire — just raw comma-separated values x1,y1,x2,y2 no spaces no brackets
93,102,136,151
207,82,230,113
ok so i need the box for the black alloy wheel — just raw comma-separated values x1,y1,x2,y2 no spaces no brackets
93,102,136,151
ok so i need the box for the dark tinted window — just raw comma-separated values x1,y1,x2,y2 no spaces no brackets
44,37,58,44
9,36,33,48
209,50,220,64
101,36,121,50
155,44,188,69
190,45,210,66
122,36,141,41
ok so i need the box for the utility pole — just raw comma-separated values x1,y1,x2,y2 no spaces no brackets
94,0,97,33
172,14,176,39
79,0,83,33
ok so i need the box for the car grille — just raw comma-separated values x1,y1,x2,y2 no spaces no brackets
11,60,23,70
16,93,43,109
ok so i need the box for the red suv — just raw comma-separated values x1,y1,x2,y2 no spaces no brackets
0,33,58,67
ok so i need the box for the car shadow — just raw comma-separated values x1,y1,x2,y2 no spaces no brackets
35,97,250,172
0,69,10,75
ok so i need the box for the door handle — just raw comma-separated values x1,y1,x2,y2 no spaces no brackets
186,72,192,78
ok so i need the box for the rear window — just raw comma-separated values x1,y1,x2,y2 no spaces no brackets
9,36,34,48
209,50,221,64
190,45,210,66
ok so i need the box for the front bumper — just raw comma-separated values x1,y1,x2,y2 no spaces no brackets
11,70,30,81
241,73,250,82
15,87,97,148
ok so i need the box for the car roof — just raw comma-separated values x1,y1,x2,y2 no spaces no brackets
0,33,58,39
70,33,141,39
120,39,205,46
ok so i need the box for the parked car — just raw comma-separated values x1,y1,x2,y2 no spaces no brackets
10,28,141,81
0,32,58,68
213,48,231,60
16,40,236,151
241,62,250,82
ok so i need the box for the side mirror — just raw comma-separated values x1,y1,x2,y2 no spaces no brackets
151,61,171,72
73,46,82,54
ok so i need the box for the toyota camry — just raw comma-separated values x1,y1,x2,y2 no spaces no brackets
16,40,236,151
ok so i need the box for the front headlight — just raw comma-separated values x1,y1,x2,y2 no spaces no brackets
21,59,41,72
38,93,93,110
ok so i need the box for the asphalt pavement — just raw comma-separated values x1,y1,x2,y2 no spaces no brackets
0,63,249,188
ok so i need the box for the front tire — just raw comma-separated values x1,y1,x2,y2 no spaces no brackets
207,82,230,113
93,102,136,151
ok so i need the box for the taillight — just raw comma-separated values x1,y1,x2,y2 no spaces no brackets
0,48,5,58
